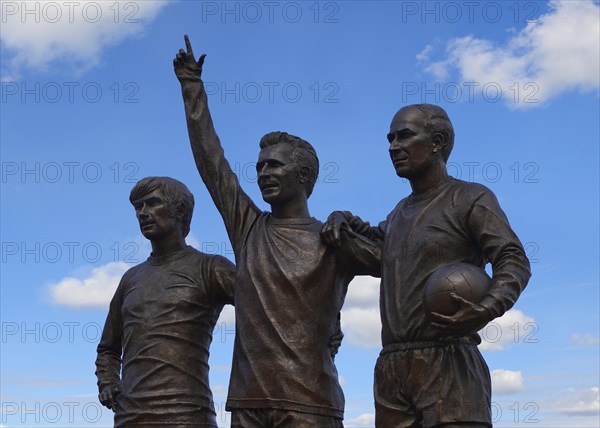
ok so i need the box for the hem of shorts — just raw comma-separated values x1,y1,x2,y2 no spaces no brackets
226,399,344,419
116,424,217,427
425,420,492,428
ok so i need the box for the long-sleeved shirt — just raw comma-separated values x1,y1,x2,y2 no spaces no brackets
95,246,235,427
344,178,531,345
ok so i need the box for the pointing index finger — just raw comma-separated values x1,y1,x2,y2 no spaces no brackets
333,225,340,243
184,34,193,54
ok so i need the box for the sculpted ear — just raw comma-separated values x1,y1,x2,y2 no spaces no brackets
298,166,311,183
431,132,446,155
174,204,186,222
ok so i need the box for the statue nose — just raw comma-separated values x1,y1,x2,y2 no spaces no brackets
258,164,270,177
389,143,403,154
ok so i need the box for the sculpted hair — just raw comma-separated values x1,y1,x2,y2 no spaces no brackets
409,104,455,162
259,131,320,198
129,177,195,237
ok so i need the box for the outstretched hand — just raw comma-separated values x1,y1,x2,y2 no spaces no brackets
173,35,206,82
429,292,492,338
321,211,351,248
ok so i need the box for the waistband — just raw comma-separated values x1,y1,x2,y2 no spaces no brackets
380,338,475,355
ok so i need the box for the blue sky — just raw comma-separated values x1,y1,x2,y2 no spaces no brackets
1,1,599,427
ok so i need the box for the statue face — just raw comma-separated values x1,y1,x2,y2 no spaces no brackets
256,144,305,206
132,189,180,241
387,107,437,179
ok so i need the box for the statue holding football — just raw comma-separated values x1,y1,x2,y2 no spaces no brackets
322,104,531,426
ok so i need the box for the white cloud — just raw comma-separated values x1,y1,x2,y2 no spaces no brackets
345,413,375,427
416,44,433,64
341,307,381,348
345,276,380,308
217,304,235,326
570,333,600,347
0,0,170,78
478,309,537,352
555,387,600,416
491,369,524,395
342,276,381,348
421,0,600,108
49,261,128,308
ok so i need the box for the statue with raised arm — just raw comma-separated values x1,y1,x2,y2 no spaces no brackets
322,104,532,427
95,177,235,428
174,35,380,427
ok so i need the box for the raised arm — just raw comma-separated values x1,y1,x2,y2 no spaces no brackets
174,35,259,252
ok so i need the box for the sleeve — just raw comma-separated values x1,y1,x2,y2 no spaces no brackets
467,188,532,319
95,278,125,393
329,211,385,277
336,228,382,277
340,211,386,242
179,78,261,257
207,255,236,307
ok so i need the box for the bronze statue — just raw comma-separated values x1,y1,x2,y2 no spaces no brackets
322,104,532,427
95,177,235,427
174,35,380,427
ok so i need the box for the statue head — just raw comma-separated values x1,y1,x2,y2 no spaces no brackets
129,177,195,238
387,104,454,179
256,131,319,205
